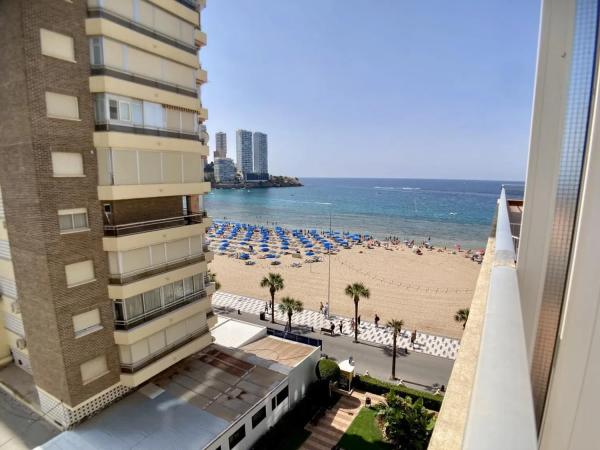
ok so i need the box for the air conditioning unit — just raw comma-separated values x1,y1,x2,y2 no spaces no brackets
10,302,21,314
16,338,27,350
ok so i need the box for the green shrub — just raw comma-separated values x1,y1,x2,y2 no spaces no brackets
316,358,340,381
353,375,443,412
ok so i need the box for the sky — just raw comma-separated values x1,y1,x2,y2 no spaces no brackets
201,0,541,181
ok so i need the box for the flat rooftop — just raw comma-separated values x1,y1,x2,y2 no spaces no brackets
241,336,316,368
41,344,286,450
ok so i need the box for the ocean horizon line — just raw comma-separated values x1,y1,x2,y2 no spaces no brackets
289,176,526,183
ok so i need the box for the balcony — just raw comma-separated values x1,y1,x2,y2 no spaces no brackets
87,6,196,55
428,188,536,450
115,289,208,330
109,253,205,285
91,65,197,98
104,212,206,237
194,29,207,47
196,68,208,84
121,325,209,374
198,107,208,121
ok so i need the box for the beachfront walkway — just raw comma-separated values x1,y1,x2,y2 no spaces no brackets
212,291,460,359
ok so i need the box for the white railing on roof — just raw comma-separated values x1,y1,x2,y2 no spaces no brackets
463,188,537,449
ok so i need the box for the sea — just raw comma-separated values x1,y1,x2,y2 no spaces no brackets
204,178,524,249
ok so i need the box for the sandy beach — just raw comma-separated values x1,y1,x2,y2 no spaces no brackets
210,242,480,339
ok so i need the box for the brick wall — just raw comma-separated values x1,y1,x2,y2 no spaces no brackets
0,0,120,406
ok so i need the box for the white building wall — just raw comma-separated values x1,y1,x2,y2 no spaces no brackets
236,130,253,175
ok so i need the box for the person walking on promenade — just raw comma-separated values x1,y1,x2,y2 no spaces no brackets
329,321,335,336
339,321,344,335
411,329,418,348
374,314,380,328
357,315,361,327
351,317,355,332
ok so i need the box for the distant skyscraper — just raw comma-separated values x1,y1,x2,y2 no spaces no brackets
215,132,227,159
236,129,253,176
253,132,268,175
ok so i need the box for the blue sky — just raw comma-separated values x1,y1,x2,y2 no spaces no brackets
202,0,540,181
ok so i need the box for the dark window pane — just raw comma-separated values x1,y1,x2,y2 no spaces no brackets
251,406,266,429
228,424,245,449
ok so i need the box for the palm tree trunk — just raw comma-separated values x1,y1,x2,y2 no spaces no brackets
270,290,275,323
354,298,359,343
392,332,397,379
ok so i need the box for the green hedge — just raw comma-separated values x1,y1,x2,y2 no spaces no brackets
316,358,340,381
353,374,443,412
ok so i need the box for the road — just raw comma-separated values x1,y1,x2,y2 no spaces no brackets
215,308,454,390
0,388,58,449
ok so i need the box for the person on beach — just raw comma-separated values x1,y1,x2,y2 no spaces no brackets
319,302,324,314
374,314,380,328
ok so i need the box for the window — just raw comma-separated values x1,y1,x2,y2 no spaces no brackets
125,294,144,320
80,355,108,384
65,260,95,287
118,101,131,121
90,37,103,65
45,92,79,120
51,152,84,177
109,99,119,120
142,288,162,312
276,386,289,406
228,424,246,449
58,208,89,233
73,309,102,337
252,406,266,429
40,29,75,62
271,397,276,411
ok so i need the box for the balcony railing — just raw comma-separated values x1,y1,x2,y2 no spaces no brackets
104,213,205,237
109,253,205,285
95,121,200,141
115,289,207,330
120,325,209,373
175,0,198,11
91,65,197,98
431,188,536,450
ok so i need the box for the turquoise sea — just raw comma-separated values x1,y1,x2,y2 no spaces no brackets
204,178,524,249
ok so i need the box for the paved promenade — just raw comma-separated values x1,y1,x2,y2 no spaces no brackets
213,291,460,359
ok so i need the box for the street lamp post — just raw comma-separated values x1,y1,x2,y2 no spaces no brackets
327,206,332,317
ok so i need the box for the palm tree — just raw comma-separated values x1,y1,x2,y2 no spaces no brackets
260,273,284,323
454,308,470,329
278,297,304,332
387,319,405,380
344,282,370,343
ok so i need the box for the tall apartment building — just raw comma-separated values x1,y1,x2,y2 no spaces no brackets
215,131,227,159
430,0,600,448
236,129,254,176
214,158,237,183
252,132,268,175
0,0,216,427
